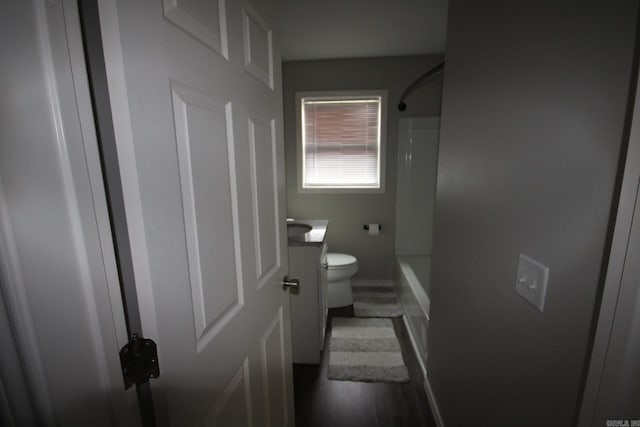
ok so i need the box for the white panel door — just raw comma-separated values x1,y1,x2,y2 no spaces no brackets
98,0,293,425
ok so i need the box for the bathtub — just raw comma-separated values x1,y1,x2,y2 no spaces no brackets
396,255,431,371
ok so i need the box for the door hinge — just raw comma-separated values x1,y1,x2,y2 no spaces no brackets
119,333,160,390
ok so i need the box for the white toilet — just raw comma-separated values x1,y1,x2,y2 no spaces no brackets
326,253,359,308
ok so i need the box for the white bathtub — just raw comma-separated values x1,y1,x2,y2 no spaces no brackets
396,255,431,371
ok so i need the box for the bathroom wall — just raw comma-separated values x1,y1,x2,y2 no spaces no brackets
428,2,638,426
283,55,444,280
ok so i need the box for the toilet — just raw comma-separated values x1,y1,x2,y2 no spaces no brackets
326,253,359,308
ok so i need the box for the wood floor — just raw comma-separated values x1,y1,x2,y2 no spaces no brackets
292,306,437,427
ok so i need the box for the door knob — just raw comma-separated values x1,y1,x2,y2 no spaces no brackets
282,276,300,294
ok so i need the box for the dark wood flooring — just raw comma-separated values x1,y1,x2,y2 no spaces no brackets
292,306,437,427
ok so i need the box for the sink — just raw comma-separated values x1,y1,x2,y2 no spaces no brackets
287,223,312,237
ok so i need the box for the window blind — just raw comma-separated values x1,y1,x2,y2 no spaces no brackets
302,97,381,188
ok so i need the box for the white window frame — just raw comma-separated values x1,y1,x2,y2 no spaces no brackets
295,90,388,194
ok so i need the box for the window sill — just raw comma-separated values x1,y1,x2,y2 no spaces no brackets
297,186,386,195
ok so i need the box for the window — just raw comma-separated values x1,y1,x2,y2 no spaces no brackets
296,91,387,193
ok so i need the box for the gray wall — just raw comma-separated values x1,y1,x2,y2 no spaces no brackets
428,2,637,426
283,55,444,279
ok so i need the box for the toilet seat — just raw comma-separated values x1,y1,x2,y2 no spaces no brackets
327,253,358,269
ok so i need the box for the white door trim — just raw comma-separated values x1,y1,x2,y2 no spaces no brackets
578,57,640,424
0,175,51,426
0,0,139,424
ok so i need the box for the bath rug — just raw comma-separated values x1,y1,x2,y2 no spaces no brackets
328,317,409,383
352,284,403,317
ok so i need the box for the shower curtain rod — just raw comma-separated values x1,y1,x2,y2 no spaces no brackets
398,61,445,111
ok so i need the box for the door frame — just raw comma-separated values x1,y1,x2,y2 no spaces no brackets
578,39,640,425
0,273,38,426
92,0,171,422
0,0,140,425
78,0,160,424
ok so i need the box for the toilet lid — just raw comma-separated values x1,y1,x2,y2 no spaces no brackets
327,253,357,269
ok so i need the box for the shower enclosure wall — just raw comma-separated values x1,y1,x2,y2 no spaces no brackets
395,117,439,373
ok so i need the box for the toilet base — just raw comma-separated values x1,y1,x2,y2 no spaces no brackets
327,279,353,308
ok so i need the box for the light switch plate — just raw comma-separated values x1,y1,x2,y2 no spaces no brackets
515,254,549,312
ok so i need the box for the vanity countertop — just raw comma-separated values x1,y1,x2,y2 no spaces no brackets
287,219,328,247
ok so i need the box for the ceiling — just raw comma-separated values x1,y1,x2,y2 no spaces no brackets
278,0,448,61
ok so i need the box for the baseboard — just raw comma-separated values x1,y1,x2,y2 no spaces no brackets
401,314,426,374
351,279,395,288
423,373,445,427
402,314,445,427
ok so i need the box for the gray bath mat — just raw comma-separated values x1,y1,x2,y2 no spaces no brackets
328,317,409,383
352,284,403,318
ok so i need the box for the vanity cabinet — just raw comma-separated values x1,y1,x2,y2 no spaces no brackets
288,243,328,364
